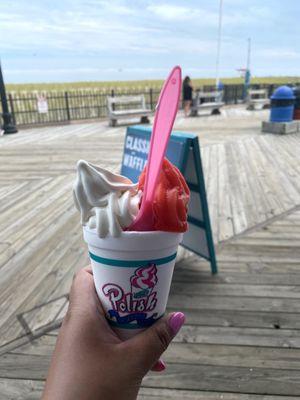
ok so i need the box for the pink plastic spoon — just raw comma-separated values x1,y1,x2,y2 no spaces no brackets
128,66,182,231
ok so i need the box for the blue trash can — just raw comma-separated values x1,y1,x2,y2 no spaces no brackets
270,86,295,122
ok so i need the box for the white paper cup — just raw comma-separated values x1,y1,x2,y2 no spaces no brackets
83,226,182,340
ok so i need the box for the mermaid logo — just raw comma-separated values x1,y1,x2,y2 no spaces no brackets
102,263,158,328
130,263,158,299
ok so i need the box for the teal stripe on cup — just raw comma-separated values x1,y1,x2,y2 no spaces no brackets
89,252,177,267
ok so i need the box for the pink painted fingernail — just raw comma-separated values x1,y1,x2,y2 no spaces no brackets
168,312,185,335
156,359,166,371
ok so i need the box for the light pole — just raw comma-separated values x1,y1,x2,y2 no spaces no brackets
243,38,251,100
246,37,251,72
215,0,223,89
0,62,17,134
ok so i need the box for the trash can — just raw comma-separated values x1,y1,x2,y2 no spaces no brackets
270,86,295,122
293,87,300,120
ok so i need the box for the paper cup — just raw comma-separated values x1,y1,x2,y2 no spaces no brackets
83,226,182,340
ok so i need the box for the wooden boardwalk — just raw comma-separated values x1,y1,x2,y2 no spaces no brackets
0,108,300,398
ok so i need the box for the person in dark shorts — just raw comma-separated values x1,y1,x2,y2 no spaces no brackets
182,76,193,117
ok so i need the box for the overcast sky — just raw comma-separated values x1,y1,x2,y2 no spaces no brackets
1,0,300,83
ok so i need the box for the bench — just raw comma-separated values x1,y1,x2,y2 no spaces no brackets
191,91,224,116
107,95,152,126
247,89,270,110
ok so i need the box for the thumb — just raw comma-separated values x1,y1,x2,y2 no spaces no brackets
123,312,185,372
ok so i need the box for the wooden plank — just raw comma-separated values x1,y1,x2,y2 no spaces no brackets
0,176,67,231
0,209,80,345
0,353,50,380
170,282,300,298
0,182,73,256
9,333,57,357
244,138,279,218
205,144,219,241
217,248,300,263
0,351,299,395
242,139,275,220
233,141,259,229
164,342,300,370
173,265,300,286
226,142,248,234
256,137,300,208
0,378,44,400
174,325,300,348
250,138,286,214
20,333,300,372
0,230,84,346
200,145,210,190
176,256,300,274
20,296,67,334
217,143,234,241
262,135,300,176
168,293,300,313
167,307,300,329
0,179,53,217
0,380,296,400
143,363,300,396
138,387,296,400
239,140,270,223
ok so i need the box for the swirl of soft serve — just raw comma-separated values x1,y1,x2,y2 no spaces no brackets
73,160,141,237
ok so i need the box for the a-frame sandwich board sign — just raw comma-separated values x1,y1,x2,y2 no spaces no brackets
121,125,217,274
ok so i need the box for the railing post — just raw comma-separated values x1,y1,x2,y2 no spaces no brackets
149,88,153,110
65,91,71,121
223,85,227,104
0,64,17,134
111,89,115,111
8,93,16,125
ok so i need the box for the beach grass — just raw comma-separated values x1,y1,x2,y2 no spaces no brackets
7,76,300,92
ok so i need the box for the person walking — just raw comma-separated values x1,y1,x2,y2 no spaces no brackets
182,76,193,117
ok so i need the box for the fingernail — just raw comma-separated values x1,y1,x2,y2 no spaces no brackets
168,312,185,335
156,359,166,371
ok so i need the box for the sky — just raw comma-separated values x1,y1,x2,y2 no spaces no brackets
1,0,300,83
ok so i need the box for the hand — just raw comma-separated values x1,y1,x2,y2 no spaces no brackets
42,266,185,400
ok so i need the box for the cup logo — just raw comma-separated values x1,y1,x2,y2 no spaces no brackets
130,263,158,298
102,263,158,327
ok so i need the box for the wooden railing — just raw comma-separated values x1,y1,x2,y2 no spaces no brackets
0,83,291,127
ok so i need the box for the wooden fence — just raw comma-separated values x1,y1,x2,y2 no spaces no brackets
1,83,280,127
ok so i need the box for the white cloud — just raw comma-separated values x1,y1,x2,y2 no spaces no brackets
147,4,218,24
84,0,135,15
148,4,194,20
147,2,273,27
